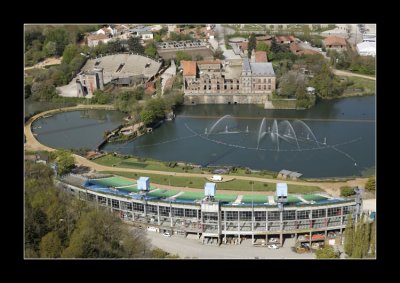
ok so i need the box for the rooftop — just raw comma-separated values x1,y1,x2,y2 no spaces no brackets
324,36,347,46
250,62,275,76
255,51,268,62
181,60,197,76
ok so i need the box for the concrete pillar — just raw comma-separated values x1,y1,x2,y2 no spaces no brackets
197,209,200,237
280,210,283,247
157,205,160,226
170,204,173,227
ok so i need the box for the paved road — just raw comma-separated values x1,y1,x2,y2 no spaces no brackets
24,105,369,196
146,231,315,259
332,69,376,81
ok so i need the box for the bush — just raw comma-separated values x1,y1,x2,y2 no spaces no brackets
340,186,355,197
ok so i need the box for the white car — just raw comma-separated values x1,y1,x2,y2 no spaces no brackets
267,244,279,249
269,238,278,243
162,232,171,237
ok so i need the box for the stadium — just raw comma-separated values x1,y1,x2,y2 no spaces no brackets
57,174,362,246
81,53,162,84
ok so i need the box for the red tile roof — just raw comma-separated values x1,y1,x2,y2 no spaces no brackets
181,61,197,76
290,43,302,53
275,35,296,43
324,36,347,47
255,51,268,62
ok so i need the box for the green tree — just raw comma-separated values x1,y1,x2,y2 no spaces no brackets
144,41,158,59
315,245,339,259
25,84,32,99
370,221,376,257
175,51,192,66
92,89,111,104
344,214,354,256
53,150,75,176
362,220,371,258
352,214,365,258
44,41,57,57
365,176,376,192
140,110,156,126
44,28,69,56
127,37,144,54
256,42,269,52
31,81,57,101
213,48,224,60
248,33,256,58
340,186,356,197
40,231,63,258
62,44,79,64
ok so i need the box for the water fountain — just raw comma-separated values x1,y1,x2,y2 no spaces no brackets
246,125,249,133
205,128,208,135
292,120,320,147
279,120,300,150
257,118,267,148
207,115,235,136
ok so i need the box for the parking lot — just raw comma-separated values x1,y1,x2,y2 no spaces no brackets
146,231,315,259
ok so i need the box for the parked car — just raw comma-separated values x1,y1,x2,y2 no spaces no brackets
269,238,278,243
267,244,279,249
162,232,171,237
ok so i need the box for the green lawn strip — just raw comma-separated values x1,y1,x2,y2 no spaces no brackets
118,186,139,193
147,189,178,198
91,176,135,187
214,194,238,202
340,76,376,95
241,195,268,203
177,191,204,201
99,171,321,194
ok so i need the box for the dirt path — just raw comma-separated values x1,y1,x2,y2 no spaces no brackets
24,57,62,71
24,105,369,196
332,69,376,81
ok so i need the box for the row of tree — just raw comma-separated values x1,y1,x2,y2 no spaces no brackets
327,49,375,76
344,214,376,258
25,158,179,258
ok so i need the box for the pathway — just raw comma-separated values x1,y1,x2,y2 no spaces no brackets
332,68,376,81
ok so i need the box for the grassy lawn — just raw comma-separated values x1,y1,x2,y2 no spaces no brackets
340,76,376,96
100,171,321,194
94,154,203,173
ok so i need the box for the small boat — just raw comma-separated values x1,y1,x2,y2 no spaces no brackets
43,114,53,118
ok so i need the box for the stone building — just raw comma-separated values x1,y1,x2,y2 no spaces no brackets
182,55,276,97
76,68,104,97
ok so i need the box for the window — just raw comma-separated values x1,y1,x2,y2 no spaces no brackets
254,211,266,221
112,199,120,209
237,85,239,90
312,209,326,219
264,79,266,83
185,209,198,218
172,207,184,217
98,196,107,206
239,211,252,221
283,210,296,220
226,211,238,221
147,204,158,214
328,207,342,217
258,85,261,90
268,211,280,221
268,78,271,83
159,206,170,216
268,85,271,90
133,202,144,212
202,212,218,221
121,201,133,211
264,85,266,90
297,210,310,220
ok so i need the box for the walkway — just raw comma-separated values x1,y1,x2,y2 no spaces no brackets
24,105,369,197
332,69,376,81
24,57,62,71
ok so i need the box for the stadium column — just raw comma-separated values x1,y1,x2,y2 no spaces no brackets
224,210,227,244
280,209,283,247
237,211,240,245
157,205,160,226
170,201,173,228
294,210,297,239
197,209,200,238
325,208,328,238
265,211,268,242
340,206,344,234
143,197,147,217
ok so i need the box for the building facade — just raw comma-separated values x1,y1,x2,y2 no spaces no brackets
57,175,361,246
76,68,104,97
182,58,276,97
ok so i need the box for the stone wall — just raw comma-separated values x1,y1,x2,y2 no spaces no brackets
184,93,269,105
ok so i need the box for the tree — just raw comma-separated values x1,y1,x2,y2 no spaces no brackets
44,41,57,57
40,231,62,258
352,213,366,258
340,186,356,197
175,51,192,66
140,110,156,126
127,37,144,54
62,44,79,64
315,245,339,259
31,81,57,101
256,42,269,52
213,49,224,60
370,221,376,257
25,84,32,99
92,89,111,105
144,41,158,59
362,220,371,258
44,28,69,56
344,214,354,257
108,39,125,53
248,33,256,58
53,150,75,176
365,176,376,192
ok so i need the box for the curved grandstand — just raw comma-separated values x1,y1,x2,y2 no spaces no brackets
58,174,361,246
81,54,162,84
